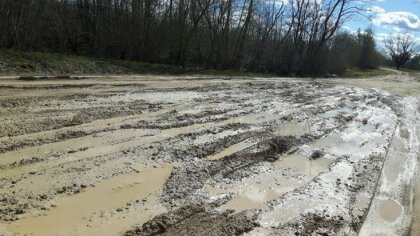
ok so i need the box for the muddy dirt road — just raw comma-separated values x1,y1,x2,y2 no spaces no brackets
0,73,418,236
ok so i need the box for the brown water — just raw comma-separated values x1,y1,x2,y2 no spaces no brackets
274,122,311,136
275,153,333,178
352,195,370,218
206,139,257,161
215,154,333,212
378,199,402,222
4,165,171,236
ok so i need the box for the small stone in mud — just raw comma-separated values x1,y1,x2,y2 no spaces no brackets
80,184,87,189
15,209,24,215
310,150,325,160
29,171,37,175
116,208,123,212
362,118,368,125
57,187,66,194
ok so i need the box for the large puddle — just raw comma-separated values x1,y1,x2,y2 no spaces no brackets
378,199,402,222
275,153,333,178
212,153,333,212
3,165,171,236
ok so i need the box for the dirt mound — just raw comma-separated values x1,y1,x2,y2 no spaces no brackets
124,205,258,236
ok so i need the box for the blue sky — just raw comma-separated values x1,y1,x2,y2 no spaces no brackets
345,0,420,42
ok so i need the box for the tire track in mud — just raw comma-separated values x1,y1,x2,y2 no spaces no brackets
2,78,310,234
0,76,412,236
138,89,404,235
360,97,420,236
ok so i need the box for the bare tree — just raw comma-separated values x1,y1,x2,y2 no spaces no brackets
384,34,419,70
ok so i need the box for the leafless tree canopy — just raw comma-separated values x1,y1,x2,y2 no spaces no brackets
384,34,419,70
0,0,373,75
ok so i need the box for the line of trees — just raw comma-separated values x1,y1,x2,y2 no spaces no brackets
0,0,390,76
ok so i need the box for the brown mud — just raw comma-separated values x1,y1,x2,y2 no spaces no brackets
0,74,418,236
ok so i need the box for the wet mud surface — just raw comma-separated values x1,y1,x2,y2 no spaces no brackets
0,75,418,236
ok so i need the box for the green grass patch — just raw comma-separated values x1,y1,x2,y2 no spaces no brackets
343,68,394,78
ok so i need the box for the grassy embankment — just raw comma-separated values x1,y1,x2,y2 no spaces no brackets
0,49,397,78
343,68,394,78
0,49,275,77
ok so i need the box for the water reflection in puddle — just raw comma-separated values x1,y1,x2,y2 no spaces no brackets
206,139,257,161
275,153,333,178
220,186,288,212
275,123,311,136
216,153,333,212
312,135,358,156
322,107,353,118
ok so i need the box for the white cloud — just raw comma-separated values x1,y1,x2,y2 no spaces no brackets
367,6,386,13
342,26,353,31
373,11,420,32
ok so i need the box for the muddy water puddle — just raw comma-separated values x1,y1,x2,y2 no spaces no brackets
206,139,257,161
312,132,385,160
0,129,155,166
322,107,353,118
205,121,311,161
378,199,402,222
274,122,311,136
0,129,162,178
1,118,245,178
209,153,333,212
352,194,371,218
275,153,333,178
113,91,202,103
3,165,171,236
220,185,288,212
227,109,288,124
1,75,417,236
262,199,313,224
206,176,301,213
